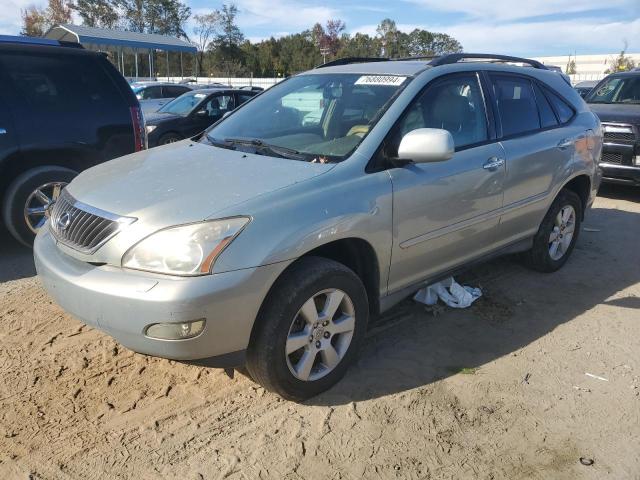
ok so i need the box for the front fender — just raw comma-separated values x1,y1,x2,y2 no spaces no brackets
212,166,394,293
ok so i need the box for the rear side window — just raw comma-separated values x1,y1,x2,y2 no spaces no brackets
544,88,574,124
492,75,540,137
533,84,558,128
0,52,123,113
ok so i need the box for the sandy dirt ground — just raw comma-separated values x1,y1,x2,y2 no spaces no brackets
0,184,639,480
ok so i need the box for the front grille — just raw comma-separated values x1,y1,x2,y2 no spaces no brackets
601,152,623,164
49,190,135,254
604,131,636,142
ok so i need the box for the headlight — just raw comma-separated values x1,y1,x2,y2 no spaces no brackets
122,217,250,275
146,125,157,134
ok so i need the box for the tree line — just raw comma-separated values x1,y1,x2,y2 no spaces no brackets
21,0,463,77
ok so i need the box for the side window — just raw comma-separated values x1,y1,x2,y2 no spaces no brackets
163,86,187,98
492,75,540,137
142,86,163,99
544,88,574,124
204,94,235,117
0,52,122,114
533,84,558,128
394,74,488,150
238,93,255,105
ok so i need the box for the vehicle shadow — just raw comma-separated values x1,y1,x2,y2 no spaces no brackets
309,203,640,405
0,230,36,283
597,183,640,202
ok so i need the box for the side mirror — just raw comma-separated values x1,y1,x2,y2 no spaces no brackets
398,128,454,163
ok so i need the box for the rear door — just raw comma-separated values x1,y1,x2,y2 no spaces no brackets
387,72,506,292
489,73,580,245
0,92,19,188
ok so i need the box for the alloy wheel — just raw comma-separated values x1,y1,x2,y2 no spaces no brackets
23,181,67,233
548,205,576,261
285,288,356,382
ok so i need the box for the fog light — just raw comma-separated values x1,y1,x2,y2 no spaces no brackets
145,319,205,340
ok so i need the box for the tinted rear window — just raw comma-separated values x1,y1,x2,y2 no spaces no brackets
492,76,540,137
0,52,123,114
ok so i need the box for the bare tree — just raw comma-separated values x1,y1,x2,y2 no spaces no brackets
193,11,221,74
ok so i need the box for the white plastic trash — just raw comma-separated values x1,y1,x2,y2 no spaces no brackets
413,276,482,309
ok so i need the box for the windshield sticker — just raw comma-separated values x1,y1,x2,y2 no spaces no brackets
194,93,207,98
355,75,407,86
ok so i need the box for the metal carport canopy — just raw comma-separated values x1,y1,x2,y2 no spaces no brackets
44,24,196,53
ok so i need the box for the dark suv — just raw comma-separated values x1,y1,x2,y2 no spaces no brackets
586,71,640,185
0,35,145,246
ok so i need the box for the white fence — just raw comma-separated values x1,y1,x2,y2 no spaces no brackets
569,73,606,85
127,76,282,89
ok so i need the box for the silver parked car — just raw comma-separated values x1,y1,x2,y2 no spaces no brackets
131,82,194,114
35,54,602,401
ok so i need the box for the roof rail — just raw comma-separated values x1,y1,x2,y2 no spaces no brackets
429,53,548,70
315,57,389,69
0,35,83,49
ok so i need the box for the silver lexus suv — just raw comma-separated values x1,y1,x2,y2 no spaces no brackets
35,54,603,401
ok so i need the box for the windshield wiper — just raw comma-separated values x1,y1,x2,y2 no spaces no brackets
223,138,306,160
205,134,237,150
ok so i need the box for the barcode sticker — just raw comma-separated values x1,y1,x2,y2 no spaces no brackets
355,75,407,86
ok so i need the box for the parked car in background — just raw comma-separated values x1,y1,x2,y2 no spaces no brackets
586,71,640,185
145,89,258,147
0,35,144,246
574,80,598,98
35,54,601,401
131,82,193,114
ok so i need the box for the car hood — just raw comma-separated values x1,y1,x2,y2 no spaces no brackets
588,103,640,125
66,140,335,228
144,111,181,124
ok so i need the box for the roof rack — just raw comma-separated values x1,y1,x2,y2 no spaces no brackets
315,57,389,69
429,53,548,70
313,53,549,71
0,35,83,49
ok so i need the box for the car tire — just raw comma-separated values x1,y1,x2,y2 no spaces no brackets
2,166,77,247
523,189,582,273
246,256,369,401
158,133,182,145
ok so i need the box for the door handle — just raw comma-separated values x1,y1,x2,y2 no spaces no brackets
0,128,6,135
483,157,504,170
557,138,573,149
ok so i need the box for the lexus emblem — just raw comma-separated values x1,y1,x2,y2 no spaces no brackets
57,212,72,231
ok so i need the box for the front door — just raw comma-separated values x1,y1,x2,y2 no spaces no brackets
186,93,236,137
386,73,506,293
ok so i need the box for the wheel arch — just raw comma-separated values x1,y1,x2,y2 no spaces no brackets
560,174,591,219
251,236,381,344
0,147,93,203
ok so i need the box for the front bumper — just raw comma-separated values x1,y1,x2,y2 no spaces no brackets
600,132,639,185
34,228,289,364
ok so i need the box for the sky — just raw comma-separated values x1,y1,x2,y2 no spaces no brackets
2,0,640,57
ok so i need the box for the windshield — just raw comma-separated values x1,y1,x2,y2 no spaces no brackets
159,91,208,116
586,76,640,104
202,73,409,162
